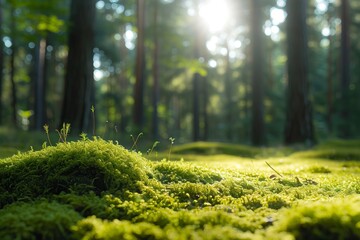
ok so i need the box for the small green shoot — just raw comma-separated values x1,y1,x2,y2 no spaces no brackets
91,105,96,136
168,137,175,161
80,132,88,141
147,141,160,155
43,124,53,146
130,132,143,151
56,123,70,143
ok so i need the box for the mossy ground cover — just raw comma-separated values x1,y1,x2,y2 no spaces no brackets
0,138,359,239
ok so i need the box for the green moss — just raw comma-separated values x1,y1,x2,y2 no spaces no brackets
265,195,290,210
153,160,222,184
0,139,153,207
289,148,360,161
272,196,360,240
307,165,331,174
73,215,264,240
0,200,82,240
0,138,359,239
72,216,165,240
169,142,261,158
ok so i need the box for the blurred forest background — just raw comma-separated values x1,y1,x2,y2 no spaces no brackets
0,0,359,146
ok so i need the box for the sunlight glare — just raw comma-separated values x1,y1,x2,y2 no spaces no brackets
94,70,104,81
321,27,330,37
199,0,231,33
270,7,286,25
208,59,217,68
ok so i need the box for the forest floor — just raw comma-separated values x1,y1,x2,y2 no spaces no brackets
0,132,359,239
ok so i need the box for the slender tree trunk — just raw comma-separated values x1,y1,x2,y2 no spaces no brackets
60,0,96,133
152,0,160,140
34,38,47,130
339,0,350,138
10,4,17,127
0,0,4,125
250,0,265,146
133,0,146,130
192,0,203,141
326,24,334,133
284,0,314,145
118,24,129,134
224,39,233,141
201,69,209,141
193,73,201,141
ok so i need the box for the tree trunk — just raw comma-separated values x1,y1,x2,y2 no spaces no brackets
250,0,265,146
0,0,4,125
133,0,146,130
192,0,204,141
201,68,209,141
118,25,129,134
34,38,47,130
193,72,201,141
60,0,96,133
339,0,351,138
152,0,160,140
224,39,233,141
284,0,314,145
326,13,334,133
10,4,17,127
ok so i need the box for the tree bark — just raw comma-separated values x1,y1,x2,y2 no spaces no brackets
326,7,334,133
34,38,47,130
60,0,96,133
339,0,350,138
9,4,17,127
152,0,160,140
250,0,265,146
284,0,314,145
0,0,4,125
224,38,233,141
192,22,201,141
133,0,146,130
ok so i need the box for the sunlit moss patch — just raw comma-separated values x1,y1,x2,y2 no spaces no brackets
0,139,359,239
0,139,153,207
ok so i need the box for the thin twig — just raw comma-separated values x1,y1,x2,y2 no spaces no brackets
265,161,283,178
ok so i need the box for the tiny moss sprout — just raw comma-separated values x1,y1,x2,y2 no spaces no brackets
56,123,70,143
147,141,160,156
130,132,143,151
43,124,53,146
91,105,96,136
168,137,175,161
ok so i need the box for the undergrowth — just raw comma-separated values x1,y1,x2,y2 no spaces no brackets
0,138,359,239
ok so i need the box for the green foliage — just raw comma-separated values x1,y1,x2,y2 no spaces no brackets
36,14,64,33
0,200,81,240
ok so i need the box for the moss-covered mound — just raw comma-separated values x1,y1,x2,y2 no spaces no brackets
272,196,360,240
169,141,261,158
0,200,82,240
0,139,153,207
0,139,359,239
